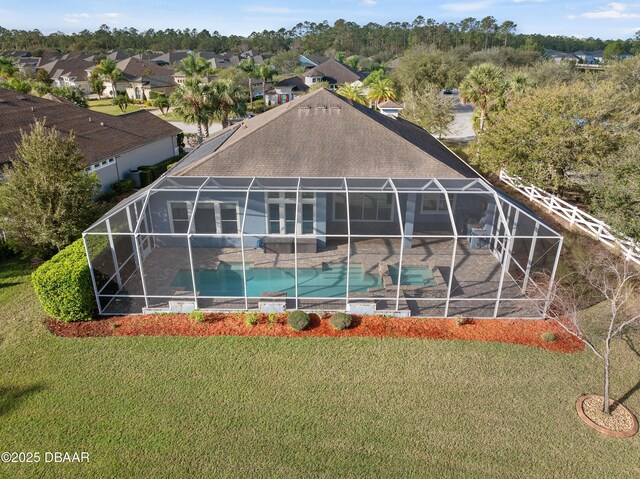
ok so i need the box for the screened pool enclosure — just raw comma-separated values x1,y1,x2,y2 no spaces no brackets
83,176,563,318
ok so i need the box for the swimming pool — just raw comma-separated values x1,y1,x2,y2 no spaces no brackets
388,265,437,286
171,262,382,298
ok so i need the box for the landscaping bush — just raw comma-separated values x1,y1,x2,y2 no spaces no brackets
287,310,310,331
541,331,556,342
139,168,153,187
32,238,96,322
189,309,205,323
329,312,352,330
244,311,260,327
111,178,135,195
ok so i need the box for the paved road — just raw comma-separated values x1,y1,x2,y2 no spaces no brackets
442,90,475,142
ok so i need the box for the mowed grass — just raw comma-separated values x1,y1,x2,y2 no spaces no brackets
87,99,146,116
0,258,638,478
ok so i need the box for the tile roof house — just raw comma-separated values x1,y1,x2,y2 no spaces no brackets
84,88,562,319
0,89,181,191
545,49,580,63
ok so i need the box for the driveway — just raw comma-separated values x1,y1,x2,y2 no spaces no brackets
442,90,476,142
149,108,222,135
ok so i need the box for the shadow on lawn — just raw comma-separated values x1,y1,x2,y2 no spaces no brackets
0,383,46,417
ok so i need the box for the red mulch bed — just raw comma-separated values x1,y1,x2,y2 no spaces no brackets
46,313,584,353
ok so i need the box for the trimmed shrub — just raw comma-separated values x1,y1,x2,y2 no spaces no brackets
111,178,135,195
541,331,556,342
287,310,310,332
330,312,352,330
32,238,96,322
139,168,153,187
189,309,205,323
244,311,260,327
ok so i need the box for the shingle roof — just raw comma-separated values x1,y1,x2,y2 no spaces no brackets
39,58,93,81
303,59,365,85
300,54,329,66
171,88,476,179
0,89,180,167
116,57,174,80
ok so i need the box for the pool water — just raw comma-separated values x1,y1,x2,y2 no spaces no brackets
171,262,382,298
388,265,436,286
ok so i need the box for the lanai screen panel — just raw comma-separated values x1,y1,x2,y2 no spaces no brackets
84,176,562,318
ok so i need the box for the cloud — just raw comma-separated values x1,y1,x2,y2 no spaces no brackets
580,2,640,20
440,1,495,13
63,12,123,23
243,6,293,14
513,0,546,3
360,0,377,5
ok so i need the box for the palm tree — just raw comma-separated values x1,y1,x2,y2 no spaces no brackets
88,69,105,99
366,78,397,108
336,83,366,105
238,58,256,110
205,79,247,129
95,59,123,98
170,77,208,141
254,61,277,112
459,63,505,132
175,53,213,79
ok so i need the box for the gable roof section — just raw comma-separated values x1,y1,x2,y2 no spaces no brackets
171,88,476,179
39,58,93,81
117,57,174,80
0,89,180,167
303,59,365,85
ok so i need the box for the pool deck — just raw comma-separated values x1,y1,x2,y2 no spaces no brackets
102,237,540,318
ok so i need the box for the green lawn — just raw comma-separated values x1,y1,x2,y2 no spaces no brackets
0,257,638,478
87,99,147,116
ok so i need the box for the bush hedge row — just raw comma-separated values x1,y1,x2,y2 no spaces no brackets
32,238,96,322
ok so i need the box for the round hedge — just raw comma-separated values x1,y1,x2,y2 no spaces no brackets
330,312,352,330
287,310,310,331
32,238,96,322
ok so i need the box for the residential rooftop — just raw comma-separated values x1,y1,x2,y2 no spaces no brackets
0,89,180,167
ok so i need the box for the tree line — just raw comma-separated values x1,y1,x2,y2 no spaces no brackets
1,17,639,60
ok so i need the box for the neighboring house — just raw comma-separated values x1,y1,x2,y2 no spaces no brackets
84,88,562,319
151,50,192,67
265,59,367,106
38,58,94,93
116,57,177,99
299,54,330,68
0,89,181,191
105,49,131,62
545,49,579,63
573,50,604,64
377,100,404,118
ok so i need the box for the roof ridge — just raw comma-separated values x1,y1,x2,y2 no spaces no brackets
175,89,330,175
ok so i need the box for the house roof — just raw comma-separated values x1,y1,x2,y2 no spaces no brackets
106,49,131,61
39,58,93,81
303,59,365,85
116,57,174,80
0,89,180,168
378,100,403,109
170,88,476,179
300,54,330,66
151,50,191,66
269,75,309,93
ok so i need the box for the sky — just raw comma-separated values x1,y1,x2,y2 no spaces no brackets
1,0,639,40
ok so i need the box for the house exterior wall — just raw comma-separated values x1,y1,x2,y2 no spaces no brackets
92,135,178,191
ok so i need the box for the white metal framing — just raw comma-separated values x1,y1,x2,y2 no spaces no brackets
83,176,563,318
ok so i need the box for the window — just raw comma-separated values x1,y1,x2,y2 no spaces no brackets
334,193,393,222
169,201,239,234
266,192,315,234
421,194,454,214
86,157,116,173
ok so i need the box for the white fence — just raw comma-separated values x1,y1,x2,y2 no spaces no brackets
499,169,640,266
